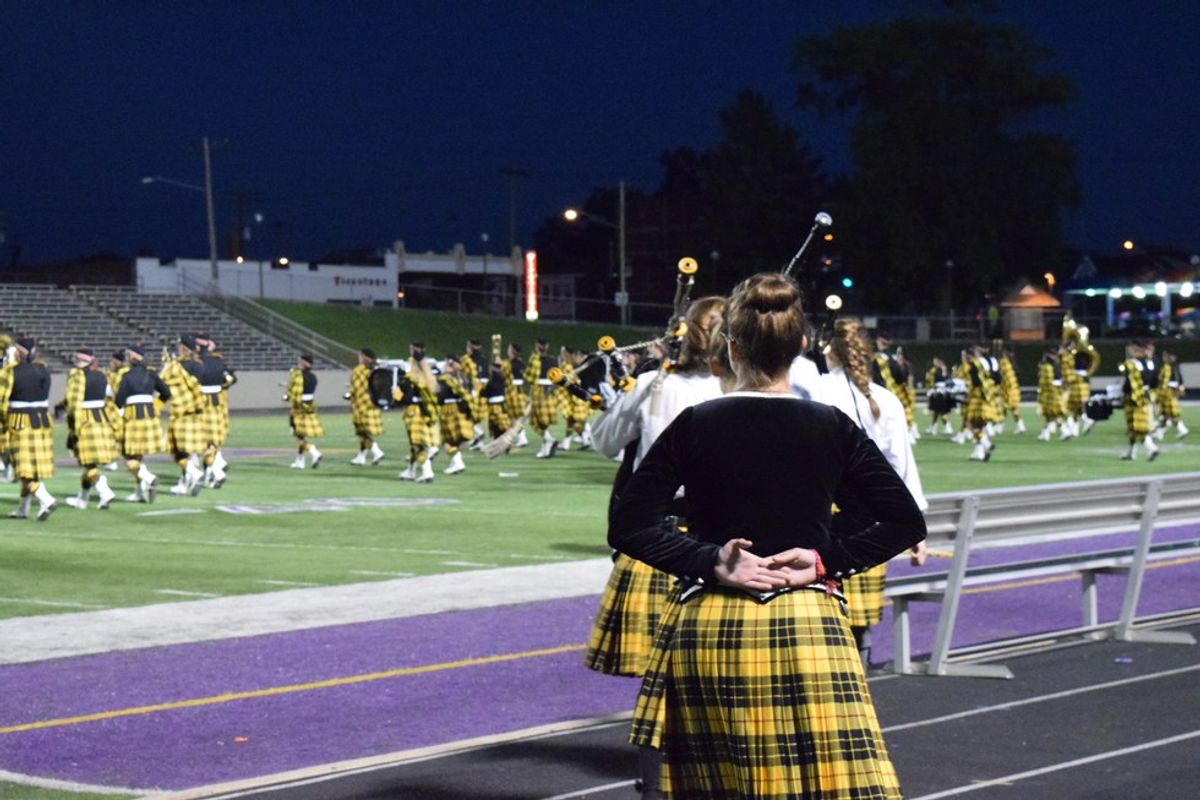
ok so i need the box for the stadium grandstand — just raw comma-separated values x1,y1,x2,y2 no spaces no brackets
0,284,338,371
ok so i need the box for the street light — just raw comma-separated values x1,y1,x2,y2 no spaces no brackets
141,136,220,284
563,180,627,325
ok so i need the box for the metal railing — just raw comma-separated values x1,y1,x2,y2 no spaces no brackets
177,272,359,368
888,472,1200,679
395,282,675,327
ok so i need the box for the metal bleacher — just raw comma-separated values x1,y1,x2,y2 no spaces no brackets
0,284,324,371
0,284,147,371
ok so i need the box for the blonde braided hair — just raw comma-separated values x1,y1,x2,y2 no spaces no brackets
828,318,880,420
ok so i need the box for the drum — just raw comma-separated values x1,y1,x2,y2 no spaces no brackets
1085,392,1114,421
928,389,956,414
368,366,398,409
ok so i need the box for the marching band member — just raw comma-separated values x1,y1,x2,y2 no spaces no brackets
964,343,999,461
461,339,488,448
503,342,529,449
348,348,385,465
104,350,128,472
396,343,439,483
1120,340,1159,461
924,357,954,435
1155,350,1188,439
434,354,475,475
526,337,560,458
62,346,118,510
1036,349,1067,441
482,345,513,441
557,346,593,451
285,353,324,468
998,346,1026,434
818,319,928,666
159,335,209,496
1060,317,1099,438
872,330,917,443
0,336,15,483
587,296,725,797
5,337,57,520
114,344,169,503
610,274,924,799
195,332,235,487
1142,341,1161,435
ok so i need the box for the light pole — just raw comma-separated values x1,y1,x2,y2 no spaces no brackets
564,180,628,325
142,136,220,285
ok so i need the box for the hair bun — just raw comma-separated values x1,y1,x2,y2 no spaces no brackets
742,275,800,314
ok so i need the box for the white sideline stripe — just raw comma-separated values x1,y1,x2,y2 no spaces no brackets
154,590,222,598
0,558,612,665
256,580,322,587
137,508,207,517
0,767,161,796
151,714,632,800
884,663,1200,733
540,780,637,800
22,529,474,557
441,560,499,568
348,570,415,578
909,729,1200,799
0,596,108,610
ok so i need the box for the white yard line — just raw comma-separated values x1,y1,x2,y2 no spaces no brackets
348,570,415,578
441,560,499,568
0,559,613,665
256,580,322,587
153,590,222,599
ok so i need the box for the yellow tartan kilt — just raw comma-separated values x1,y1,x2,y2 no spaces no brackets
106,401,124,445
290,406,325,439
962,392,990,428
472,392,488,425
73,410,119,466
1066,378,1090,414
1124,402,1151,435
121,406,165,456
401,405,435,449
1158,389,1182,421
8,411,55,480
353,407,384,438
1039,390,1065,420
586,554,673,677
504,385,526,421
213,393,230,445
168,411,209,455
438,403,474,446
842,563,888,627
529,386,558,431
487,402,511,438
631,587,900,799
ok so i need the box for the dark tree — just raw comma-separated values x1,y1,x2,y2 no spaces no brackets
794,7,1080,312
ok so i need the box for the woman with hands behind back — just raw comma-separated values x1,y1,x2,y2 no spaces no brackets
609,273,926,799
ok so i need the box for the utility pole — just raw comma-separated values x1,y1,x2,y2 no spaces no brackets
497,166,529,252
203,136,219,284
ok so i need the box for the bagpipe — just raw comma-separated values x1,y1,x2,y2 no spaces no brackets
367,358,443,410
1085,384,1123,422
547,256,699,413
780,212,839,369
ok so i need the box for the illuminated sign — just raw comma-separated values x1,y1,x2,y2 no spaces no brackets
524,250,539,321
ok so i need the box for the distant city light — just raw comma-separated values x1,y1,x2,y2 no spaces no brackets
1131,286,1147,299
841,276,854,288
1109,288,1123,299
235,256,244,264
1122,240,1135,251
1155,281,1168,297
1181,282,1195,298
823,233,834,242
1085,288,1096,298
563,208,580,222
278,257,290,266
1043,271,1056,288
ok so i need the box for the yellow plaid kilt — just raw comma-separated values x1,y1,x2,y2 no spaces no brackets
73,409,119,467
1158,388,1182,421
563,392,590,432
1124,402,1151,435
290,406,325,439
487,402,512,438
353,407,384,438
1066,378,1090,415
1038,389,1065,421
438,403,474,447
402,405,435,450
199,396,223,447
106,400,125,447
585,554,673,677
472,392,488,426
168,410,209,455
121,405,165,456
962,392,990,428
631,587,900,799
504,384,526,422
528,385,558,432
842,564,888,627
213,393,231,445
8,411,55,480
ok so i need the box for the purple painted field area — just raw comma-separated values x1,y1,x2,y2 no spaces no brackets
0,526,1197,792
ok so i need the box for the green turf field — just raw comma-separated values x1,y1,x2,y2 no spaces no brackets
0,404,1197,623
0,787,133,800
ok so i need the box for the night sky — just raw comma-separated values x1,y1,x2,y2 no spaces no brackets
2,1,1197,266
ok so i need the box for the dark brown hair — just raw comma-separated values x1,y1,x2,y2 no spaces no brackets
726,273,805,385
